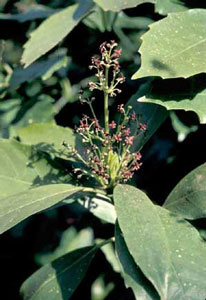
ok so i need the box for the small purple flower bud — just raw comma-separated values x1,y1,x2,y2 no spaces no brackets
124,136,134,146
109,121,116,129
139,123,147,131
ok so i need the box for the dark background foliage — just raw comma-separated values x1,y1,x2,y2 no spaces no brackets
0,0,206,299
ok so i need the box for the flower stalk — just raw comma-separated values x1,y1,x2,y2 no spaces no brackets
63,41,147,190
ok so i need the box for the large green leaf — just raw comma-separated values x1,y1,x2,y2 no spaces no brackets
21,4,92,67
21,246,97,300
10,52,68,88
138,75,206,124
16,123,76,160
127,82,168,151
164,163,206,220
0,139,70,199
115,223,160,300
94,0,155,12
0,184,82,234
132,9,206,79
155,0,186,15
114,184,206,300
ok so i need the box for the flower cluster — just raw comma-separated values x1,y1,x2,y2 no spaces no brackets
88,40,125,98
63,41,147,190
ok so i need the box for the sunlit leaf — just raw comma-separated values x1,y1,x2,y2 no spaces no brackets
94,0,155,12
155,0,187,15
0,139,70,199
22,4,92,67
78,196,116,224
132,9,206,79
16,123,76,160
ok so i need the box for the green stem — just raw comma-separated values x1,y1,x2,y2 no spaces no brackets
104,66,109,133
88,102,97,120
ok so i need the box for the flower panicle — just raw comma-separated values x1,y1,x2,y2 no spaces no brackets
63,102,147,189
88,40,125,97
63,41,147,189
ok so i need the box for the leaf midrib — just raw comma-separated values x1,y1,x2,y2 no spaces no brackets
163,38,206,62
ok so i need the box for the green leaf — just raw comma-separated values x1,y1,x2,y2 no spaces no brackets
138,75,206,124
0,183,82,234
83,6,116,32
36,227,94,265
12,95,55,128
114,184,206,300
78,196,116,224
0,139,71,199
21,4,92,67
0,6,56,22
127,82,168,151
101,240,121,273
21,246,98,300
74,0,94,19
94,0,155,12
155,0,186,15
164,163,206,220
0,99,20,137
16,123,76,160
10,52,69,88
132,9,206,79
115,223,160,299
